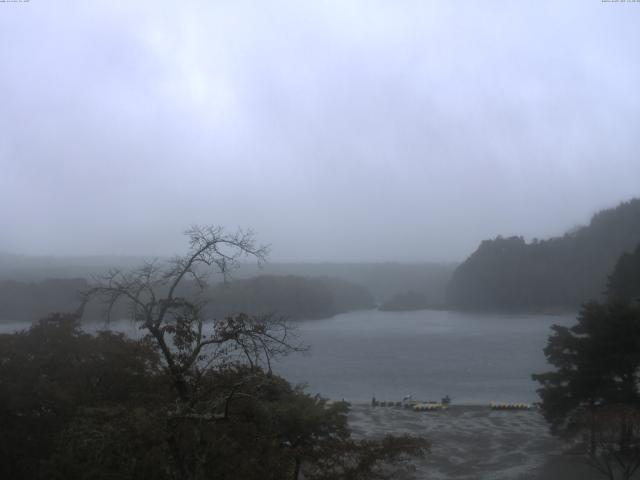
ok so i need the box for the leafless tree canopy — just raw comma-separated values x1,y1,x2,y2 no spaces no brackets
81,225,303,401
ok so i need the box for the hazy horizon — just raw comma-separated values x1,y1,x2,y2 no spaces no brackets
0,197,634,263
2,1,639,262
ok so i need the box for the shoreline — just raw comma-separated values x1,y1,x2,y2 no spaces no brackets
347,403,600,479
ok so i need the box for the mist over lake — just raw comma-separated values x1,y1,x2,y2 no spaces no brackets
3,2,640,477
1,309,575,405
274,310,576,404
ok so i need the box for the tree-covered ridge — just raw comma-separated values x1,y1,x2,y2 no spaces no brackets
0,254,456,308
447,198,640,310
607,243,640,305
532,238,640,479
378,291,431,312
206,275,375,320
0,278,88,322
0,275,374,323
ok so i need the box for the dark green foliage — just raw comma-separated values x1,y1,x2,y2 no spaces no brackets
533,245,640,479
50,406,170,480
379,290,430,312
448,198,640,310
0,313,164,480
0,312,427,480
533,302,640,438
607,243,640,305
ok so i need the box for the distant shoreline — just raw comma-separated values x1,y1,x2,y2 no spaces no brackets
0,306,579,326
377,305,578,316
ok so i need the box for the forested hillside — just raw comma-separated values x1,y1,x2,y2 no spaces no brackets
0,278,88,322
206,275,374,320
378,291,431,312
447,199,640,310
0,275,373,323
607,242,640,305
0,255,455,306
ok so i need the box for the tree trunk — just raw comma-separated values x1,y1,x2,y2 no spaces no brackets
293,456,301,480
589,404,597,456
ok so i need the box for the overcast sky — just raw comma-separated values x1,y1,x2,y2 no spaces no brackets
1,1,639,262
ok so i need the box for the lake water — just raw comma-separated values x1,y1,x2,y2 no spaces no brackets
272,309,575,405
0,309,576,405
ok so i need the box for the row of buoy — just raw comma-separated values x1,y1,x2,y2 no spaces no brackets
413,402,446,411
372,401,404,407
371,399,532,410
490,402,531,410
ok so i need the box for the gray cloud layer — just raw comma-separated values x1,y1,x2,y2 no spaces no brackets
1,1,639,261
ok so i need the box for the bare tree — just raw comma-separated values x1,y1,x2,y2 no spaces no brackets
82,225,302,402
65,226,430,480
586,405,640,480
81,226,309,479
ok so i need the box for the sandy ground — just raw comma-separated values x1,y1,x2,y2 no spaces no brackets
347,404,603,480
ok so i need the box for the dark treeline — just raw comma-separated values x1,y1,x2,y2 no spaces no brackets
0,278,88,322
247,263,456,305
6,199,639,318
0,254,150,282
0,313,428,480
206,275,375,320
378,291,432,312
0,254,456,306
0,275,373,323
532,229,640,479
447,198,640,311
607,242,640,305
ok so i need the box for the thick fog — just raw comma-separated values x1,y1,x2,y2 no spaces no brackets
1,0,639,261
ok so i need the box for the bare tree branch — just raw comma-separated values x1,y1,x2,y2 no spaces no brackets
81,225,299,405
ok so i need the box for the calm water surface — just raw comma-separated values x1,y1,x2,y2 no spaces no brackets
272,309,575,404
1,309,575,405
